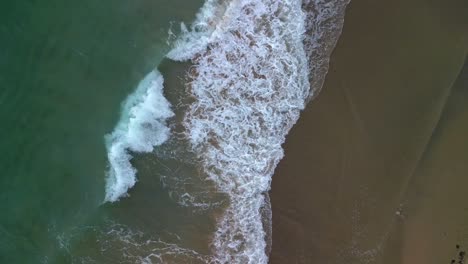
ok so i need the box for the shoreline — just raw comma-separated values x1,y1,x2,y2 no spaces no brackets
269,0,468,262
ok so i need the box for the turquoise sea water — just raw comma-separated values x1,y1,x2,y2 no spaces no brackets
0,1,203,262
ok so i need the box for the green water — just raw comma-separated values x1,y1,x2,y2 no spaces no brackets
0,1,203,262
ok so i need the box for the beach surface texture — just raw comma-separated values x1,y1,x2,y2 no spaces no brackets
269,0,468,263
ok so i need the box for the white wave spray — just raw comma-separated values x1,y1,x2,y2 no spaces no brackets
104,70,174,202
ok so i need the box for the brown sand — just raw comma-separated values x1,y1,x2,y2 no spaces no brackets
381,63,468,264
269,0,468,263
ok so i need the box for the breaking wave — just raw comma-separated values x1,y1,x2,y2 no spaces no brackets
104,70,174,202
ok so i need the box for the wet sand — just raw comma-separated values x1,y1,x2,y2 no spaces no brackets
381,63,468,264
269,0,468,263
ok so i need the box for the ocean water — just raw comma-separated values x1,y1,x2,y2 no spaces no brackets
0,0,348,263
0,0,203,262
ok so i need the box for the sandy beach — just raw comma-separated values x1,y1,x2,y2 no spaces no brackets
269,0,468,263
381,62,468,264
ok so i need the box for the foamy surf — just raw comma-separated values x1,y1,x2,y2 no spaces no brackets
302,0,350,101
170,0,309,262
104,0,349,262
104,70,174,202
167,0,349,263
166,0,230,62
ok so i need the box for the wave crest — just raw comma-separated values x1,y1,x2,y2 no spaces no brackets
105,70,174,202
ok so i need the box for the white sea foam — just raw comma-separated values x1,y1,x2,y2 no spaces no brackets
170,0,309,263
104,70,174,202
68,222,209,264
167,0,350,263
104,0,349,261
100,223,209,264
302,0,350,100
166,0,229,61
